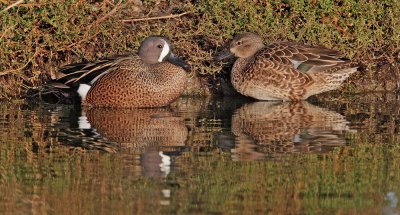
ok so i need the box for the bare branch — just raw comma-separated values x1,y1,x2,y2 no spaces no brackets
1,0,24,13
56,0,127,51
121,11,191,23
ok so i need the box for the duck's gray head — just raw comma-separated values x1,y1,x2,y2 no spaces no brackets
215,32,266,60
138,36,190,71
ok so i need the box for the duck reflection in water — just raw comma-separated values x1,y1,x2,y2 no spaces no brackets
229,101,351,161
80,107,188,178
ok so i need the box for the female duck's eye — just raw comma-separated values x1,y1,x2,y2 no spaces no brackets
157,45,163,48
236,41,242,46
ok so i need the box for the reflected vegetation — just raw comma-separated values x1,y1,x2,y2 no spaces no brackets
0,94,400,214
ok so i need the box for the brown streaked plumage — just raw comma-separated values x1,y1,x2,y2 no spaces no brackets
215,32,359,101
52,36,189,108
84,108,188,149
84,107,188,179
231,101,350,160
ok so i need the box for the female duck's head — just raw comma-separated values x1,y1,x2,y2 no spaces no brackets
215,32,266,60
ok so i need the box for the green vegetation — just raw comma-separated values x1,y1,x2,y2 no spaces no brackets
1,0,399,99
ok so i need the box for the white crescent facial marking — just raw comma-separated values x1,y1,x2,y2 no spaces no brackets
158,40,170,62
77,83,91,101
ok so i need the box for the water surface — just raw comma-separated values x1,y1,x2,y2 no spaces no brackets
0,93,400,214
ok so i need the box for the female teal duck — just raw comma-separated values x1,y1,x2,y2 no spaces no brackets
215,32,358,101
52,36,189,108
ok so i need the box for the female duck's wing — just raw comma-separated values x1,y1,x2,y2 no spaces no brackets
244,46,322,100
260,42,347,73
250,44,357,99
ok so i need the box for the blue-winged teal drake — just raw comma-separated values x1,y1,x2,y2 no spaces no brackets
52,36,189,108
215,32,358,101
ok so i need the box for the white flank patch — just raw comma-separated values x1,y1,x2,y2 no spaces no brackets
78,111,92,129
78,116,91,129
158,40,170,62
159,151,171,176
162,189,171,198
77,84,91,101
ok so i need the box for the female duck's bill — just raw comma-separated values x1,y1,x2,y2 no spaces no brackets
47,35,190,108
214,48,234,61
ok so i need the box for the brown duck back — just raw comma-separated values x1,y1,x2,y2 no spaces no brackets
230,42,358,101
85,56,187,108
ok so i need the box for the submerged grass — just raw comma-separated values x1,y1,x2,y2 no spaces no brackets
0,0,399,99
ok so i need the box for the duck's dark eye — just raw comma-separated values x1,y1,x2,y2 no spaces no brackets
157,45,163,49
236,41,242,46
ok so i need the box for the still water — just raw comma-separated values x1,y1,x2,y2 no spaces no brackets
0,93,399,214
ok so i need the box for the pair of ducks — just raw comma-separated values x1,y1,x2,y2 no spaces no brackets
52,33,358,108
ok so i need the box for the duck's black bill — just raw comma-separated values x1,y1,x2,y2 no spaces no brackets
167,53,191,72
214,49,234,61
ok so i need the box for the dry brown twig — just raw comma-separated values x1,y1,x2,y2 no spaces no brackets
1,0,24,13
0,24,17,41
0,46,41,77
57,0,127,51
121,11,191,23
87,0,124,29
